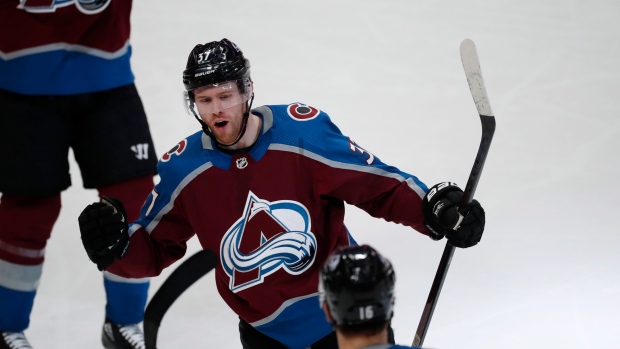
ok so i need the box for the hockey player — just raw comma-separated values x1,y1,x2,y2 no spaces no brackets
77,38,485,349
320,244,420,349
0,1,158,348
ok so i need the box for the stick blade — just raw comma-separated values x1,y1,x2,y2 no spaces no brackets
460,39,494,117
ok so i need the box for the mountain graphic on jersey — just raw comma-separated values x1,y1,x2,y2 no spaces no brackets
220,191,317,293
17,0,111,14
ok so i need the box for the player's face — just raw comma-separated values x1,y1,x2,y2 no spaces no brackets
193,82,248,144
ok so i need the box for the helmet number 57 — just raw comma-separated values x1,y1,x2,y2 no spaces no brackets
197,52,211,64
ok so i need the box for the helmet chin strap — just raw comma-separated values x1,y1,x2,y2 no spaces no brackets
191,94,255,148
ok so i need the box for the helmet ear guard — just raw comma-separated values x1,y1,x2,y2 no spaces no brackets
182,90,194,116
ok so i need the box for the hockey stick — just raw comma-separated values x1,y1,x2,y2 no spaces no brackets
412,38,496,347
144,249,219,349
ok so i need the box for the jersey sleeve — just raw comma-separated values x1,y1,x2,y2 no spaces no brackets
300,110,431,236
106,139,199,278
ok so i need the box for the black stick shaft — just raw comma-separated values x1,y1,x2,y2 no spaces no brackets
144,249,218,349
412,115,495,347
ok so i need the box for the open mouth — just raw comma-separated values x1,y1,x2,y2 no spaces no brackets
214,121,228,128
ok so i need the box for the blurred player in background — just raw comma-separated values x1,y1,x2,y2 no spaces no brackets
320,244,422,349
0,1,157,348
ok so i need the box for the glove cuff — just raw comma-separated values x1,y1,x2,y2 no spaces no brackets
424,221,445,241
422,182,463,232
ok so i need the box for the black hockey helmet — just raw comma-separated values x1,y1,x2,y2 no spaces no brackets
182,38,251,91
319,245,396,327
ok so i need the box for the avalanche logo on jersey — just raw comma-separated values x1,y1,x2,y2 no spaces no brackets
18,0,111,14
220,191,317,293
287,103,320,121
161,139,187,162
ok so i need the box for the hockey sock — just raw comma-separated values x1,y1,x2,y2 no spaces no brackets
0,194,60,332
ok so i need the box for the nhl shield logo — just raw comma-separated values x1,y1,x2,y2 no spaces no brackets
236,157,248,169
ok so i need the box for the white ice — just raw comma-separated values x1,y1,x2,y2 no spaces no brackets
24,0,620,348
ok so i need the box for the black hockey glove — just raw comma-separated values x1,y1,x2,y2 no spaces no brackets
421,182,485,248
78,197,130,270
